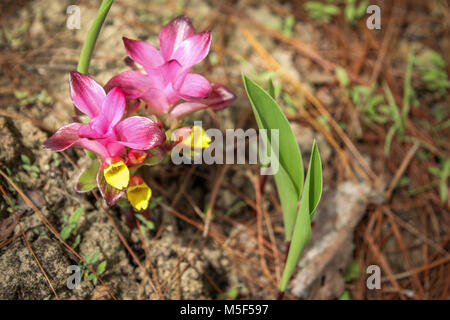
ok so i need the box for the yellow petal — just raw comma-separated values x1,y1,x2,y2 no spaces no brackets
103,160,130,190
182,126,211,149
127,183,152,211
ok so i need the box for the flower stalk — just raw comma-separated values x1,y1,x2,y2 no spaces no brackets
77,0,114,74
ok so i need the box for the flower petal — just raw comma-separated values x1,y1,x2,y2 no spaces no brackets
169,83,235,119
127,181,152,211
69,71,105,118
105,71,152,99
178,73,212,100
97,165,124,206
159,15,195,60
43,123,83,151
140,88,171,115
168,101,206,120
103,159,129,190
74,139,110,159
145,59,182,89
78,115,111,138
123,37,164,69
115,116,166,150
102,87,126,127
105,142,126,159
172,31,211,68
202,83,236,110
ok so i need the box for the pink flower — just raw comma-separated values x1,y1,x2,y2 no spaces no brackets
44,71,165,160
105,16,236,121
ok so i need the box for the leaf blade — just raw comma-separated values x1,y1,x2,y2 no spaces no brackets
279,141,322,291
242,74,304,240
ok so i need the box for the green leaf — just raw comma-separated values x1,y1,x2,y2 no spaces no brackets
225,201,247,216
60,225,76,240
96,260,107,275
85,149,97,160
336,67,350,88
268,78,275,99
75,160,99,192
69,207,84,224
90,250,100,264
243,74,304,240
136,213,155,230
273,167,300,239
306,141,322,217
279,141,322,291
383,82,403,137
343,260,360,282
439,179,448,203
339,290,351,300
72,234,81,249
87,273,97,284
384,125,396,157
20,154,31,165
217,287,239,300
402,46,415,126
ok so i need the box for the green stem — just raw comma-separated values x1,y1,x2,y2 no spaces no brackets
77,0,114,74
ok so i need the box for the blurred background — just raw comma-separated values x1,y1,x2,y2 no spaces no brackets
0,0,448,300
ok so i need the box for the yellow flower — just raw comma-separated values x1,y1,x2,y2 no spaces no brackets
181,126,212,149
103,159,130,190
127,176,152,211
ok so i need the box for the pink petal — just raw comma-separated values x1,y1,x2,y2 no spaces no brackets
43,122,110,158
78,115,110,138
123,37,164,69
202,83,236,110
140,88,171,115
105,142,126,159
168,101,206,120
43,123,82,151
159,15,195,60
105,71,152,99
162,82,181,105
172,31,211,68
145,59,182,89
178,73,212,100
102,87,125,127
74,139,110,159
115,116,166,150
169,83,235,119
96,165,124,206
69,71,105,118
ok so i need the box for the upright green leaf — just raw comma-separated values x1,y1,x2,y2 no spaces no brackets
280,141,322,291
306,141,322,217
243,74,304,240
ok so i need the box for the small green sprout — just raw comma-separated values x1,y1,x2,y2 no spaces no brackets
428,159,450,203
60,207,84,241
21,154,40,178
344,0,368,25
305,1,340,24
79,250,107,285
416,50,450,97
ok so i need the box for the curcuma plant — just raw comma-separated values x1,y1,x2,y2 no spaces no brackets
43,7,235,211
43,0,323,297
243,76,323,297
